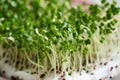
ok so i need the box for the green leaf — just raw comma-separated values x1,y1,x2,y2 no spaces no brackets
83,47,88,55
84,39,91,45
0,35,3,43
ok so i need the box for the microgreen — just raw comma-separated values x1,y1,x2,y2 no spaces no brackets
0,0,119,77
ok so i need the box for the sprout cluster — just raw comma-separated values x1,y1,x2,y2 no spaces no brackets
0,0,120,76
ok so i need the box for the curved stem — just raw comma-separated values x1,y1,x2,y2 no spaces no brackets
25,51,44,69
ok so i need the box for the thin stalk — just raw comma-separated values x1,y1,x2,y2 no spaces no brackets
25,51,44,69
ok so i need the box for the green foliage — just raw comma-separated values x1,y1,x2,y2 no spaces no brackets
0,35,3,43
0,0,119,72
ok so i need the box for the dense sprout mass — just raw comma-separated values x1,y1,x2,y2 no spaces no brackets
0,0,120,78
